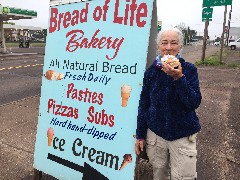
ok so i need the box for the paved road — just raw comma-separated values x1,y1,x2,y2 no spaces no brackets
0,54,43,105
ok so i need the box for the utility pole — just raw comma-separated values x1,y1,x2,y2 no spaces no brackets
201,20,209,62
220,5,227,63
226,5,232,47
0,18,7,53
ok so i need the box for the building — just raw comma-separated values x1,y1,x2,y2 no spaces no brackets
229,27,240,40
0,5,37,52
3,24,42,41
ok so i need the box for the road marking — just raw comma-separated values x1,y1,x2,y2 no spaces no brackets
0,64,43,71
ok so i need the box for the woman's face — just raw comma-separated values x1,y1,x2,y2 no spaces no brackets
158,30,181,57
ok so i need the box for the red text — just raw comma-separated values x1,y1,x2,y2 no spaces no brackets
49,4,89,33
48,99,79,119
66,29,124,60
87,106,115,127
113,0,148,27
67,83,104,105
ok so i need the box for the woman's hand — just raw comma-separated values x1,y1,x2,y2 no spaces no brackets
135,139,145,155
162,62,184,80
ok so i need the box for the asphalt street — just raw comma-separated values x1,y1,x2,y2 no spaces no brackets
0,53,43,105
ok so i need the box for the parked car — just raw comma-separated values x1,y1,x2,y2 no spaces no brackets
214,41,221,46
31,37,37,41
228,38,240,50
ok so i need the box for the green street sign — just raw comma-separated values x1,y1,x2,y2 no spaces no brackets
202,18,212,22
202,7,213,19
2,7,9,14
203,0,232,7
9,7,37,17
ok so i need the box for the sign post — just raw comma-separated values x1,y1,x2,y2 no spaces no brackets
34,0,155,179
201,0,232,62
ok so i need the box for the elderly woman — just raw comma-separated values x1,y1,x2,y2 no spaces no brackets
135,27,201,180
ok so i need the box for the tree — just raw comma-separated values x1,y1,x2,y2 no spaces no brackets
175,23,197,45
175,22,186,32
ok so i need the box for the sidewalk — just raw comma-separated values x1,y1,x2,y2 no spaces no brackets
0,96,39,179
0,96,57,180
0,46,239,180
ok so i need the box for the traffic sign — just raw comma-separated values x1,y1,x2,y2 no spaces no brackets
203,0,232,7
202,7,213,21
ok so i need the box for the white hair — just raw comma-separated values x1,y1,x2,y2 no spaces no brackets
156,27,184,49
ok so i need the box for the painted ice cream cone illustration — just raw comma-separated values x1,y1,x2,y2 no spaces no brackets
47,127,54,146
121,84,132,107
45,70,64,80
119,154,132,171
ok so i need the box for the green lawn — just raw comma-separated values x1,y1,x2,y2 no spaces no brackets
5,42,46,47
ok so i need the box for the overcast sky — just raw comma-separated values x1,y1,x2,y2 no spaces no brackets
2,0,240,40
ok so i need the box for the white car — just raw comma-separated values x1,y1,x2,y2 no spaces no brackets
228,38,240,50
214,41,220,46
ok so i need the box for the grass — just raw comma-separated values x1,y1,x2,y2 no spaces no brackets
226,63,240,68
195,48,240,68
195,54,225,66
5,42,46,47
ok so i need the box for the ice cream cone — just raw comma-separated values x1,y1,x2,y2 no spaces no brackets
47,127,54,146
48,135,53,146
119,154,132,171
121,84,132,107
121,93,130,107
119,161,129,171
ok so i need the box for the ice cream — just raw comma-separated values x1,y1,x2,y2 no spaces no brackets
161,54,180,68
121,84,132,107
119,154,132,171
47,127,54,146
45,70,64,80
